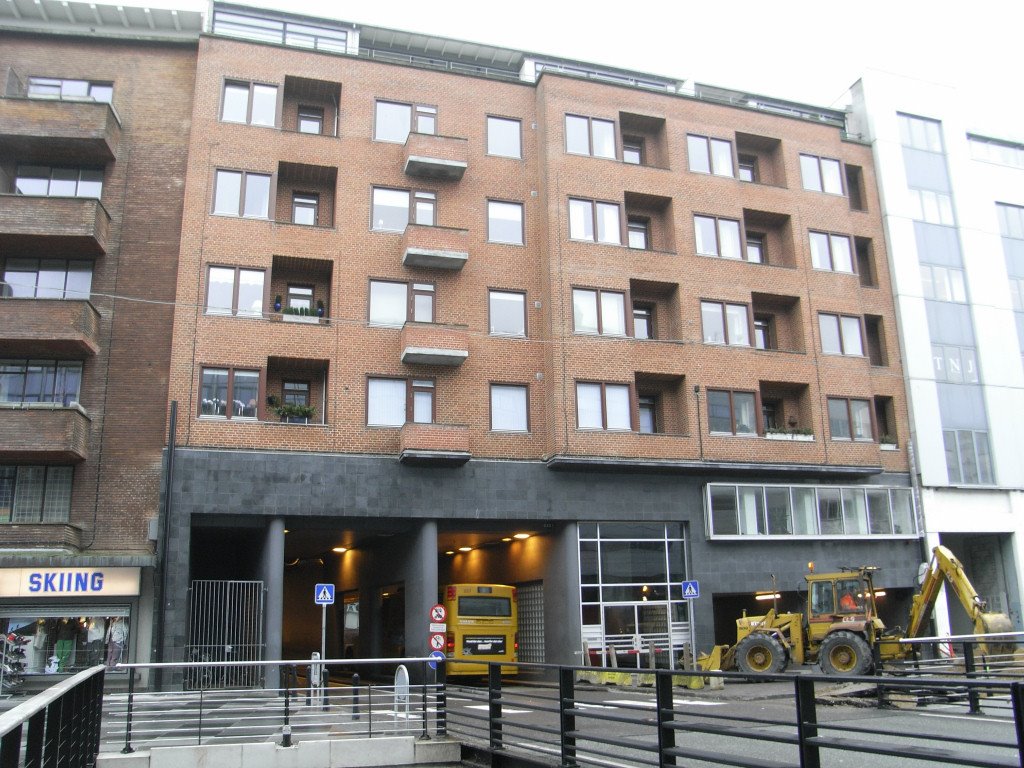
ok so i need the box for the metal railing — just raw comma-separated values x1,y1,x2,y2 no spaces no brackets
446,661,1024,768
0,665,105,768
108,658,446,753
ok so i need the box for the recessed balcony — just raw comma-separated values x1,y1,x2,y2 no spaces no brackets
403,133,468,181
0,98,120,163
0,406,90,462
0,299,100,356
400,422,471,466
402,224,469,270
0,196,111,255
401,322,469,366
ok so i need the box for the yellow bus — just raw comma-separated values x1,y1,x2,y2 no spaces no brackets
443,584,518,676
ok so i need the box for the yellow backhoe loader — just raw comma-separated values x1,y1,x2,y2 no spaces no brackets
700,545,1014,675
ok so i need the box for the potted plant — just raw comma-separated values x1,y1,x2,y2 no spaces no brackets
880,434,898,449
316,299,325,319
273,295,282,312
267,395,315,424
282,305,319,324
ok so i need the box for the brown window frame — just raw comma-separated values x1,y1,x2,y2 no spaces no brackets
701,300,752,347
486,115,523,159
486,199,525,245
745,232,766,264
370,187,436,232
212,168,274,218
298,105,324,135
564,114,617,158
627,216,650,250
827,396,874,441
800,153,845,195
707,388,761,435
198,366,263,420
221,80,279,127
632,302,655,340
809,230,856,273
687,134,735,177
572,287,630,336
638,394,658,434
738,154,758,182
753,314,775,350
622,136,644,165
292,191,319,226
568,198,622,244
373,100,437,142
488,289,527,337
575,380,635,431
365,376,435,426
204,265,266,317
489,382,530,432
368,279,435,325
693,214,743,259
818,313,864,356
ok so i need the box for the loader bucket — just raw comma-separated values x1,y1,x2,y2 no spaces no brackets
979,612,1016,657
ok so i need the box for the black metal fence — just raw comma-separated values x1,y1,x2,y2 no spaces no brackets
0,664,105,768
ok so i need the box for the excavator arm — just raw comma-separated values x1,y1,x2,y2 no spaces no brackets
907,545,1013,648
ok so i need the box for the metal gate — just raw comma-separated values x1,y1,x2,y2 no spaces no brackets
186,580,265,689
516,581,544,663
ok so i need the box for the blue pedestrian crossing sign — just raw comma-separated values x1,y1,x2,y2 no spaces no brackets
314,583,335,605
681,580,700,599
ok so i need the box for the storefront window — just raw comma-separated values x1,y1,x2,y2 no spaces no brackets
1,609,129,674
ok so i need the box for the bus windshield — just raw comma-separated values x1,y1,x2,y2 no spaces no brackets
458,596,511,617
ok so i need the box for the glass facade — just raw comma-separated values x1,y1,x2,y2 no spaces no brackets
1,609,129,674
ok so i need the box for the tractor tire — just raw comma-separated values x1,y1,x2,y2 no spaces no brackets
819,631,872,676
735,634,788,675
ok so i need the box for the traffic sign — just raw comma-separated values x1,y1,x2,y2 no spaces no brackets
428,650,446,670
429,622,446,633
681,580,700,599
314,583,335,605
430,603,447,622
429,632,445,651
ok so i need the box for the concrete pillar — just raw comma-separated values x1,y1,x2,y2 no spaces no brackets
261,517,286,689
545,523,582,665
404,520,438,658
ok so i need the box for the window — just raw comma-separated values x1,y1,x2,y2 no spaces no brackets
687,135,734,177
1,259,92,300
819,314,864,356
565,115,615,159
693,215,742,259
899,114,944,153
0,360,82,406
369,280,433,326
15,166,102,198
908,189,955,225
827,397,872,440
212,9,348,53
800,154,843,195
572,288,626,336
707,390,757,435
753,316,773,350
932,345,979,383
367,377,433,426
627,217,649,250
287,285,313,312
374,100,435,143
0,466,73,524
706,483,917,538
292,193,319,225
205,266,264,317
487,116,522,159
638,395,657,434
622,138,643,165
213,170,271,218
969,136,1024,169
920,264,967,302
282,380,309,407
27,77,112,104
808,231,854,273
738,155,758,182
701,301,750,346
298,106,324,134
199,368,260,419
487,200,524,244
371,188,435,232
576,382,631,430
944,429,993,484
490,384,528,431
633,303,653,340
489,290,526,336
745,233,765,264
569,199,621,244
221,81,277,126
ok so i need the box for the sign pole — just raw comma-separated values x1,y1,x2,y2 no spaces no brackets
321,603,327,708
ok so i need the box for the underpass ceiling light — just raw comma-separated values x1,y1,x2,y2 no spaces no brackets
501,537,513,542
513,533,530,539
458,546,473,552
332,546,348,553
445,550,455,555
754,592,782,601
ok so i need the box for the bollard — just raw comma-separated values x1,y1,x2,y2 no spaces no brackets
964,643,981,715
281,664,294,747
352,672,360,720
121,668,136,754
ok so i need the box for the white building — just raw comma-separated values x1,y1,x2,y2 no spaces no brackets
849,70,1024,637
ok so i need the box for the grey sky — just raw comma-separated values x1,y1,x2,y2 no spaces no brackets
126,0,1024,136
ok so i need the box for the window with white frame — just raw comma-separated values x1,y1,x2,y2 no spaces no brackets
701,301,750,346
487,116,522,159
0,465,74,524
569,199,621,244
819,313,864,356
576,382,631,430
213,169,271,218
687,134,734,177
808,231,854,273
490,384,528,431
1,259,92,300
920,264,967,302
799,154,843,195
572,288,626,336
706,483,916,537
565,114,615,159
221,81,278,126
693,215,742,259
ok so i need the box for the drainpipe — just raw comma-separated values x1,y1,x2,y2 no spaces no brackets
152,401,177,689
